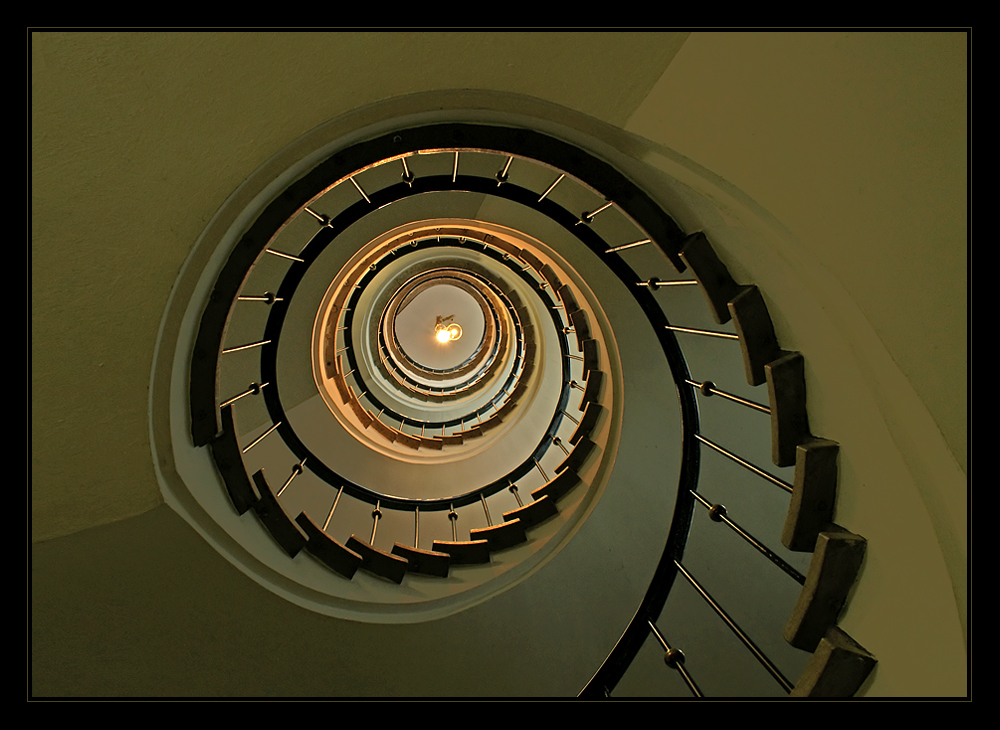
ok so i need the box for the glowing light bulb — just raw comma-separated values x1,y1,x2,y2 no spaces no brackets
434,316,462,343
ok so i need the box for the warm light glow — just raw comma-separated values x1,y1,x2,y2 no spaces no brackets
434,320,463,343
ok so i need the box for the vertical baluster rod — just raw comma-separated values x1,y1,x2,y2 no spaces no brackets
448,504,458,542
647,619,703,697
674,560,794,692
323,486,343,531
480,493,493,527
276,458,306,497
370,500,382,545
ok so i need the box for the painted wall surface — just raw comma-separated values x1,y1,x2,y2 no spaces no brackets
30,31,685,542
624,31,968,696
627,31,967,474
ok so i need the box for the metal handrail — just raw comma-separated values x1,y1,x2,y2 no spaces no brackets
194,126,811,697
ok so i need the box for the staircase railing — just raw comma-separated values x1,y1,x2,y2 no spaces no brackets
190,122,875,697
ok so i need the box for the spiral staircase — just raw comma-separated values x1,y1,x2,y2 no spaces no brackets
165,107,874,697
31,32,967,699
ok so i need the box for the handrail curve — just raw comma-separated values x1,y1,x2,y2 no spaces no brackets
190,123,874,697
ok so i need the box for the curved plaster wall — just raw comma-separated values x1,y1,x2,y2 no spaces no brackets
623,32,967,697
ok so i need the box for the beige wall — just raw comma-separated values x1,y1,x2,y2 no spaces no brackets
627,31,966,473
30,31,684,541
625,31,967,695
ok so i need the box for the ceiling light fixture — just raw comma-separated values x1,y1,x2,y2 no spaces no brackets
435,317,462,343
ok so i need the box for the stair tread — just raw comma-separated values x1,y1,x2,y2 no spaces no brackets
346,535,409,584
